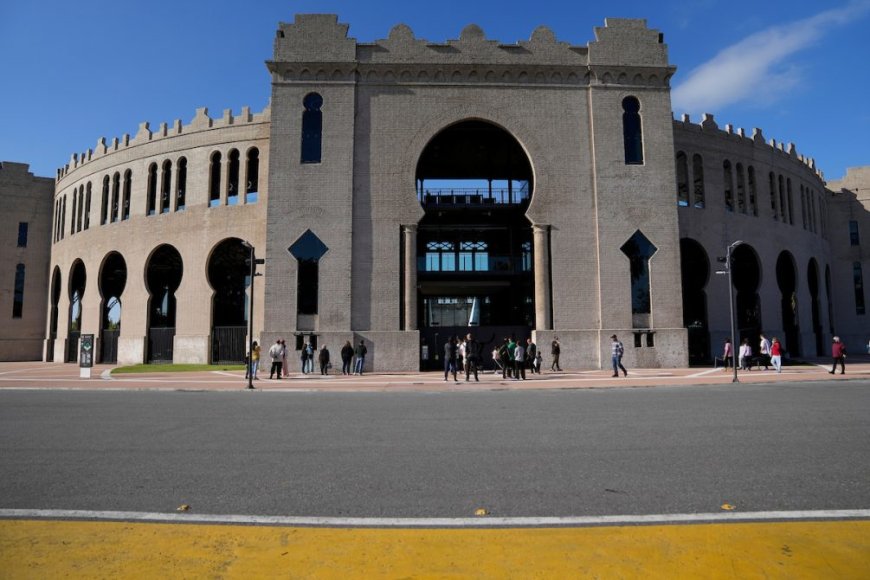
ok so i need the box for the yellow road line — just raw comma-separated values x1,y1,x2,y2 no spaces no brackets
2,519,868,578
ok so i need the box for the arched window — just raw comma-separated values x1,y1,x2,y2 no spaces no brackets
622,96,643,164
176,158,186,211
147,163,157,216
692,154,705,208
778,174,786,222
84,182,91,230
735,163,746,214
70,190,77,236
160,160,172,214
769,172,778,220
245,148,259,203
99,176,109,225
209,151,222,207
723,160,734,212
61,195,66,239
76,187,84,232
289,230,328,315
122,170,131,220
747,166,758,216
675,152,689,207
111,172,120,222
787,178,794,225
301,93,323,164
227,149,240,205
620,230,657,328
800,185,807,229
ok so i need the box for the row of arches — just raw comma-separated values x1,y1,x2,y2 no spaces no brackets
53,147,261,244
680,238,832,364
47,239,252,365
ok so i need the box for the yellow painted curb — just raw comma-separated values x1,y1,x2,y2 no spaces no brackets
1,519,869,578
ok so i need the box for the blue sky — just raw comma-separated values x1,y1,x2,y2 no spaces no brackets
1,0,868,181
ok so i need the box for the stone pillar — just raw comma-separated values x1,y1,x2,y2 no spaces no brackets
403,224,418,330
533,224,552,330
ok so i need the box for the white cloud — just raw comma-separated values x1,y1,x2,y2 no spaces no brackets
671,1,870,115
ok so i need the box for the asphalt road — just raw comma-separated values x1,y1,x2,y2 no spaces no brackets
1,381,868,519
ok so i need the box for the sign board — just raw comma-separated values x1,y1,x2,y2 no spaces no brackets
79,333,94,378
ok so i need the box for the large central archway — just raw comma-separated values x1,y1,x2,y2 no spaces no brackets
415,120,534,370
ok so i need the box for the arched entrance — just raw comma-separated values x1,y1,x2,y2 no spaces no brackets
207,238,249,363
415,120,534,370
47,267,61,361
680,238,710,364
808,258,823,356
145,245,183,363
732,244,762,345
67,260,86,362
776,251,800,356
99,252,127,363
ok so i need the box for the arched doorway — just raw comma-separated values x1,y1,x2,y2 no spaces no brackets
680,238,710,364
776,251,800,356
99,252,127,363
415,120,534,370
207,238,249,363
67,260,87,362
732,244,762,346
145,245,183,363
808,258,823,356
47,267,61,361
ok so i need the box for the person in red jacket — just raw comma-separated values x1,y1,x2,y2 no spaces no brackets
770,337,783,373
829,336,846,375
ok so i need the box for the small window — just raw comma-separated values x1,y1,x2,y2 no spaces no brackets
301,93,323,164
111,172,120,222
160,160,172,213
849,220,860,246
787,179,794,225
675,152,689,207
17,222,28,247
854,262,866,315
622,96,644,164
735,163,746,214
245,148,259,203
122,171,131,220
147,164,157,216
84,183,92,230
747,166,758,216
209,152,222,207
723,161,734,212
176,158,187,211
227,150,240,205
70,191,77,235
769,172,778,221
692,154,705,208
12,263,25,318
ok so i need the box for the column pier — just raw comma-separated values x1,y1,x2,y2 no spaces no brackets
533,224,552,330
403,224,418,330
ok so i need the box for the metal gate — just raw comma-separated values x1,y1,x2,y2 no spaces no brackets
148,328,175,363
101,330,119,363
211,326,246,364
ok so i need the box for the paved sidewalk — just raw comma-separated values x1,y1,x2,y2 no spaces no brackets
0,357,868,392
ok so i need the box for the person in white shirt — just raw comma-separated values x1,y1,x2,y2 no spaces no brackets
513,341,526,380
759,333,771,370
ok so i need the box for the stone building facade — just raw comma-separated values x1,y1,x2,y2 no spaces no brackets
2,14,865,367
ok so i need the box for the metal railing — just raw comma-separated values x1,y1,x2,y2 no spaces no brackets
101,330,119,363
147,327,175,363
418,188,530,206
212,326,247,364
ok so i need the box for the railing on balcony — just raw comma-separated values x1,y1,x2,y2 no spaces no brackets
418,188,530,207
418,255,532,274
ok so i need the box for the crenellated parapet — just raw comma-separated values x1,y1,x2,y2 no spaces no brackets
56,104,271,181
673,112,823,180
268,15,675,89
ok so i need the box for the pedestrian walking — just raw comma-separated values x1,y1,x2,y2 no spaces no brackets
739,338,753,370
526,338,538,374
722,338,733,370
268,339,284,379
498,337,511,379
340,340,354,375
444,337,458,382
829,336,846,375
551,336,562,371
464,333,480,382
281,339,289,377
513,339,526,380
759,333,771,370
770,337,783,373
245,341,260,380
300,341,310,374
354,339,367,375
319,345,330,375
457,337,466,376
610,334,627,377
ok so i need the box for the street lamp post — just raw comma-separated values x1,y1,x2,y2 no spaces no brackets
242,241,264,390
717,240,743,384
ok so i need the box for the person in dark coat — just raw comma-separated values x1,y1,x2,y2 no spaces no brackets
319,345,330,375
340,341,354,375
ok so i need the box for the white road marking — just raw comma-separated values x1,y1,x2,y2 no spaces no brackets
1,508,868,528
